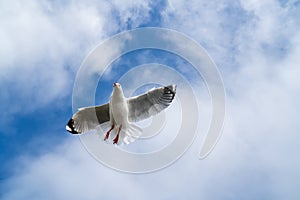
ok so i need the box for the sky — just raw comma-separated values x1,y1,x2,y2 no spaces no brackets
1,0,300,199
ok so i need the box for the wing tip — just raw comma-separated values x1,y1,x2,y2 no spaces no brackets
66,118,80,134
166,84,176,94
159,84,176,104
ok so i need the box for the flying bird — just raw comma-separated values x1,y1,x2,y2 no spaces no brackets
66,83,176,144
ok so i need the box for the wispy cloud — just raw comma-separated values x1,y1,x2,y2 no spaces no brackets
0,0,151,132
161,0,300,198
0,1,110,122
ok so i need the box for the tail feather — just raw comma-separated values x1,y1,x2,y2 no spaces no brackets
123,124,142,145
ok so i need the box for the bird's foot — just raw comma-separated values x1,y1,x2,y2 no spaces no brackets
104,132,110,141
104,125,114,141
113,134,119,144
113,125,122,144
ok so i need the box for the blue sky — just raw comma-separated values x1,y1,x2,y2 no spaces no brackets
1,0,300,199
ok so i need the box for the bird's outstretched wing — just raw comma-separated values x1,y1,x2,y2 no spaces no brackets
127,85,176,122
66,103,110,134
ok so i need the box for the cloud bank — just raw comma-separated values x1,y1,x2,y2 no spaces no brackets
1,0,300,199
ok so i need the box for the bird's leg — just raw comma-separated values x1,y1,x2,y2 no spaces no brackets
104,124,114,141
113,125,122,144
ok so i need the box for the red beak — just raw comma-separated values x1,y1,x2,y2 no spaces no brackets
113,82,117,87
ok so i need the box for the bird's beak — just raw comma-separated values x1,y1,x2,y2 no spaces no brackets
113,82,117,87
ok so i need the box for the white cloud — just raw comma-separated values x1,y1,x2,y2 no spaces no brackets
0,0,152,131
163,0,243,69
2,138,133,200
110,0,151,29
161,0,300,198
0,1,112,118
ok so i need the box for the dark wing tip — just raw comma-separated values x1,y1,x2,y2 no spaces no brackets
66,118,80,134
165,84,176,94
160,85,176,104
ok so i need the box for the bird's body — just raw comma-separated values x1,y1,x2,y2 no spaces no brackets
110,83,128,127
106,82,131,144
66,83,176,145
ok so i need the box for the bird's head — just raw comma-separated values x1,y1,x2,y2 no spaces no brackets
113,82,124,96
113,82,123,94
113,82,121,88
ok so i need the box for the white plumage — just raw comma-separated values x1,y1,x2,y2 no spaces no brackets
66,83,176,144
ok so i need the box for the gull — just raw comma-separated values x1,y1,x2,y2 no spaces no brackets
66,83,176,144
